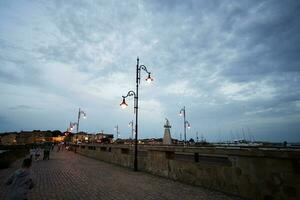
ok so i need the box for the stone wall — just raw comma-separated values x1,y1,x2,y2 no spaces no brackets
0,145,29,168
73,144,300,200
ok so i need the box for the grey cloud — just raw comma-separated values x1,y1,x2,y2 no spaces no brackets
223,1,300,76
9,105,39,110
36,0,141,73
0,0,299,141
0,38,44,87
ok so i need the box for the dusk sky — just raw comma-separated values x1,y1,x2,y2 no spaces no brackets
0,0,300,142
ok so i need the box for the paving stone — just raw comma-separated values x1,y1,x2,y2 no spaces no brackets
0,148,244,200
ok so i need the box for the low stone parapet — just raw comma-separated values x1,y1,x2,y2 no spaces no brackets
0,145,29,168
73,144,300,200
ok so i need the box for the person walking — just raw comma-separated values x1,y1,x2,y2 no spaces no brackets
5,158,34,200
43,144,50,160
57,143,61,152
29,147,35,161
35,147,41,161
61,142,65,151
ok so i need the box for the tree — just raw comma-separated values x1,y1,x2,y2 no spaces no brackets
64,134,73,142
52,130,62,137
189,138,195,143
44,132,52,138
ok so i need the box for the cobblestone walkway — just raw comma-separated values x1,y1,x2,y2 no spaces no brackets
0,149,243,200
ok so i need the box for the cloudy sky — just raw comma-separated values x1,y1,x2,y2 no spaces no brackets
0,0,299,142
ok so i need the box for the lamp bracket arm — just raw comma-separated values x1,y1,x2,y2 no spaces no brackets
139,65,151,74
122,90,136,98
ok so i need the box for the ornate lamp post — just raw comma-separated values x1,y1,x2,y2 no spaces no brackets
179,106,191,145
76,108,86,134
68,122,77,132
73,108,86,144
120,57,153,171
114,125,120,140
68,122,78,143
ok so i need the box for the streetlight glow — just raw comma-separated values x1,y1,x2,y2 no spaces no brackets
74,108,87,143
145,73,153,83
68,121,78,133
120,98,128,109
187,122,191,129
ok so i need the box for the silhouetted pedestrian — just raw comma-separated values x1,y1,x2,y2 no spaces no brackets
35,147,41,161
43,145,50,160
61,142,65,151
57,143,61,152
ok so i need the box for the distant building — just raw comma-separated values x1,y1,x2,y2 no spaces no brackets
72,132,114,144
0,133,17,145
0,130,65,145
16,132,35,144
72,132,88,143
17,131,64,144
163,118,172,145
94,132,113,143
52,136,65,143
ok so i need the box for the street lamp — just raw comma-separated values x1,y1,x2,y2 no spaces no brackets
179,106,191,145
68,122,77,132
67,122,72,132
120,57,153,171
76,108,86,133
128,120,134,140
120,98,128,109
114,125,120,140
67,122,78,143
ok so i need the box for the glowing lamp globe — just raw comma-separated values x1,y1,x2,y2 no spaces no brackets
120,98,128,109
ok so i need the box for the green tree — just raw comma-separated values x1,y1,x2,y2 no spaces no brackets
45,132,52,137
52,130,62,137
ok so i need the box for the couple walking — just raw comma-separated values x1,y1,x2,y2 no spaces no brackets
29,145,51,161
